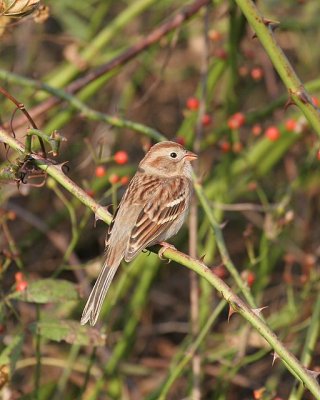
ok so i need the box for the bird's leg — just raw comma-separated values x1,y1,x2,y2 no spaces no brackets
158,242,176,262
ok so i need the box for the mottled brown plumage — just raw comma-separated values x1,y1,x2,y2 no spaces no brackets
81,141,197,326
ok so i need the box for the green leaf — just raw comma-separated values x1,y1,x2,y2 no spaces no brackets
10,279,79,303
29,320,106,346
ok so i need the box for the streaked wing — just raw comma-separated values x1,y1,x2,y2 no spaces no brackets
125,176,190,261
105,173,161,248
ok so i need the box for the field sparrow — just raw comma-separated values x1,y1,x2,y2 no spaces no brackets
81,141,197,326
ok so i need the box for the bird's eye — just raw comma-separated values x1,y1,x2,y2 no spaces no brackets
170,152,177,158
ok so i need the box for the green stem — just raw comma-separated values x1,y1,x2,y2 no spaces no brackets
289,292,320,400
61,208,91,270
0,70,165,142
235,0,320,136
1,221,24,269
157,245,320,399
193,177,257,308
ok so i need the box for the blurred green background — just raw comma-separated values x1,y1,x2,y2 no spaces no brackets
0,0,320,399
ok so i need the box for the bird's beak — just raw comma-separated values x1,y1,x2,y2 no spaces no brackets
184,150,198,161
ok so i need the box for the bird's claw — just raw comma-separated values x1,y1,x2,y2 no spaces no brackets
158,242,176,263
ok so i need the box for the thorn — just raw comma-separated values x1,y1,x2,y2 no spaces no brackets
252,18,279,39
288,86,313,106
93,214,100,227
272,351,280,366
105,204,114,215
284,98,296,110
251,306,268,317
228,305,237,322
56,161,70,173
306,368,320,380
220,220,228,229
94,204,113,227
297,89,310,104
199,254,206,262
94,210,105,227
262,17,280,31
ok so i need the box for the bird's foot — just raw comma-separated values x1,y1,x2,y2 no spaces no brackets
158,242,176,262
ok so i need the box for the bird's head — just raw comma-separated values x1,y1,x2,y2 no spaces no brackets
139,141,197,178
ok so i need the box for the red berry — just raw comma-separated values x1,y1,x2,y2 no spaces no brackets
251,67,264,81
234,112,246,126
175,136,186,146
227,118,237,130
219,141,231,153
208,30,222,42
114,151,128,165
202,114,212,127
15,272,24,282
95,166,106,178
227,112,246,130
285,119,297,132
247,271,255,287
186,97,199,111
265,126,280,141
252,123,262,136
120,176,129,185
16,280,28,292
109,174,119,184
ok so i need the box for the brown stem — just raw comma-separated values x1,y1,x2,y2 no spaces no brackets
0,86,47,157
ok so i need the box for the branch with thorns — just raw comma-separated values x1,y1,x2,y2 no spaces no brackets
0,87,66,186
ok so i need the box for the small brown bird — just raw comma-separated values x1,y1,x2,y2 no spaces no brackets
81,141,197,326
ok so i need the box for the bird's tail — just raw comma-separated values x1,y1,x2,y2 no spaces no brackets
81,260,120,326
